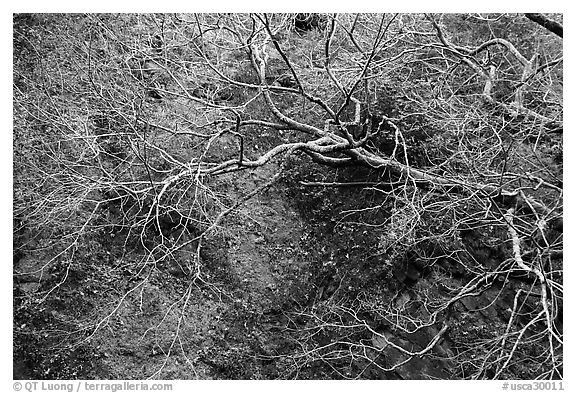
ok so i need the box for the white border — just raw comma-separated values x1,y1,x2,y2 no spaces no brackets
4,4,572,391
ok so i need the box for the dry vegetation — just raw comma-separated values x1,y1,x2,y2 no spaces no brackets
13,13,562,379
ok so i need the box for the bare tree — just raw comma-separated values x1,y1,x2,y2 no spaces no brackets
14,13,562,379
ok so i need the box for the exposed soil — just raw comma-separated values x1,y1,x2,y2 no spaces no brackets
13,13,562,380
14,151,540,379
